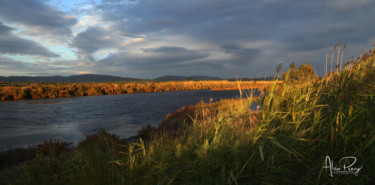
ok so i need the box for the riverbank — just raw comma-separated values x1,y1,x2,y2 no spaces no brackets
0,80,278,101
1,50,375,184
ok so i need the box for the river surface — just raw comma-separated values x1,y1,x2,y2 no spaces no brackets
0,90,259,152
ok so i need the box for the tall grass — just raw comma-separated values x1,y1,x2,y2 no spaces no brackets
1,49,374,184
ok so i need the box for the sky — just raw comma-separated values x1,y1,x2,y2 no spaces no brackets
0,0,374,78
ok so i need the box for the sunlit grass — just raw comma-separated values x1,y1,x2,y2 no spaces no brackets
0,80,279,101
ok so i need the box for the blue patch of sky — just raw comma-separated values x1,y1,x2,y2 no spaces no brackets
49,46,78,61
47,0,100,12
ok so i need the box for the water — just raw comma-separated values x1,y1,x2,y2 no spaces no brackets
0,90,259,152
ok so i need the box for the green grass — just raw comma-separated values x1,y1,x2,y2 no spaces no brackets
1,50,375,184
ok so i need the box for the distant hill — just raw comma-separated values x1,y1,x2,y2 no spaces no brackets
0,74,276,83
0,74,142,83
154,75,278,81
154,75,222,81
226,76,276,81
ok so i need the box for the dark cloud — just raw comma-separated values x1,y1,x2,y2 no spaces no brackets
99,0,375,51
222,43,262,66
0,22,13,34
0,0,76,36
0,22,59,57
70,27,121,54
94,52,225,78
143,46,190,53
222,43,241,51
98,46,210,67
141,46,209,64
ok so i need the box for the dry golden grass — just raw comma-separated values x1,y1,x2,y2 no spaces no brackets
0,80,280,101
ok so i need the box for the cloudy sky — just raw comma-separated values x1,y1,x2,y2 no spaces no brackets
0,0,374,78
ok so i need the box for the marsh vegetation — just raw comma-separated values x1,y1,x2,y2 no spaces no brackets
0,80,278,101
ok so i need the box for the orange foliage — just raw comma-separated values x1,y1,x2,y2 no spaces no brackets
0,80,280,101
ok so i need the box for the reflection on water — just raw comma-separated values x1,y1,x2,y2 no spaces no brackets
27,101,67,104
0,90,259,152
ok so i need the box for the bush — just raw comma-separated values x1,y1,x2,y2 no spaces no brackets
282,62,318,82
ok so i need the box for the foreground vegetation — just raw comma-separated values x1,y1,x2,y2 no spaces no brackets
0,80,277,101
1,49,375,184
